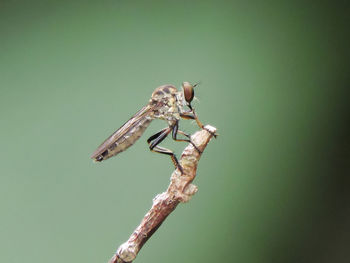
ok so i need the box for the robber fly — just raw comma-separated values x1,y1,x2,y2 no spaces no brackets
91,82,206,173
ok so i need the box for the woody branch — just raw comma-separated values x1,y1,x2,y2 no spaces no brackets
108,125,217,263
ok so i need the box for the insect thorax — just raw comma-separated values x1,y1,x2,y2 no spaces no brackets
150,85,184,123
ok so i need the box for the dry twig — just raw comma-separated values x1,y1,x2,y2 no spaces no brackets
108,125,217,263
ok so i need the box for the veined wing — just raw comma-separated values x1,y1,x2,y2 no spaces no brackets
91,103,156,162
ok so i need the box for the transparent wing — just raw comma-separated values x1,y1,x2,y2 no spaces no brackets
91,103,156,161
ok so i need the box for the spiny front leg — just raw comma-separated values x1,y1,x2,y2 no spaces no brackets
180,110,217,138
147,127,184,174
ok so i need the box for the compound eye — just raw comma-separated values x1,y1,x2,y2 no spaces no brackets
182,82,194,103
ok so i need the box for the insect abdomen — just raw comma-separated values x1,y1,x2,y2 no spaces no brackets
95,118,152,162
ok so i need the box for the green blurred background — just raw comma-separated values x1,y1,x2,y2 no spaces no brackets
1,0,349,262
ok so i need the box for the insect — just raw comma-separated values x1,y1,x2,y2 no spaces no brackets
91,82,206,173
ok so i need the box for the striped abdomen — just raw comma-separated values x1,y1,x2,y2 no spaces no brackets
92,117,153,162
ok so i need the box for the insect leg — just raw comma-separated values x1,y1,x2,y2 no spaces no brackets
172,121,202,153
180,110,204,128
180,110,217,138
147,128,168,144
147,127,183,173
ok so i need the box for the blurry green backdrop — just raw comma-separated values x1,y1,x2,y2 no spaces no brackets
1,1,349,262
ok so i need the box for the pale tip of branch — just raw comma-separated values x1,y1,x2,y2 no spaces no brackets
203,125,217,134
